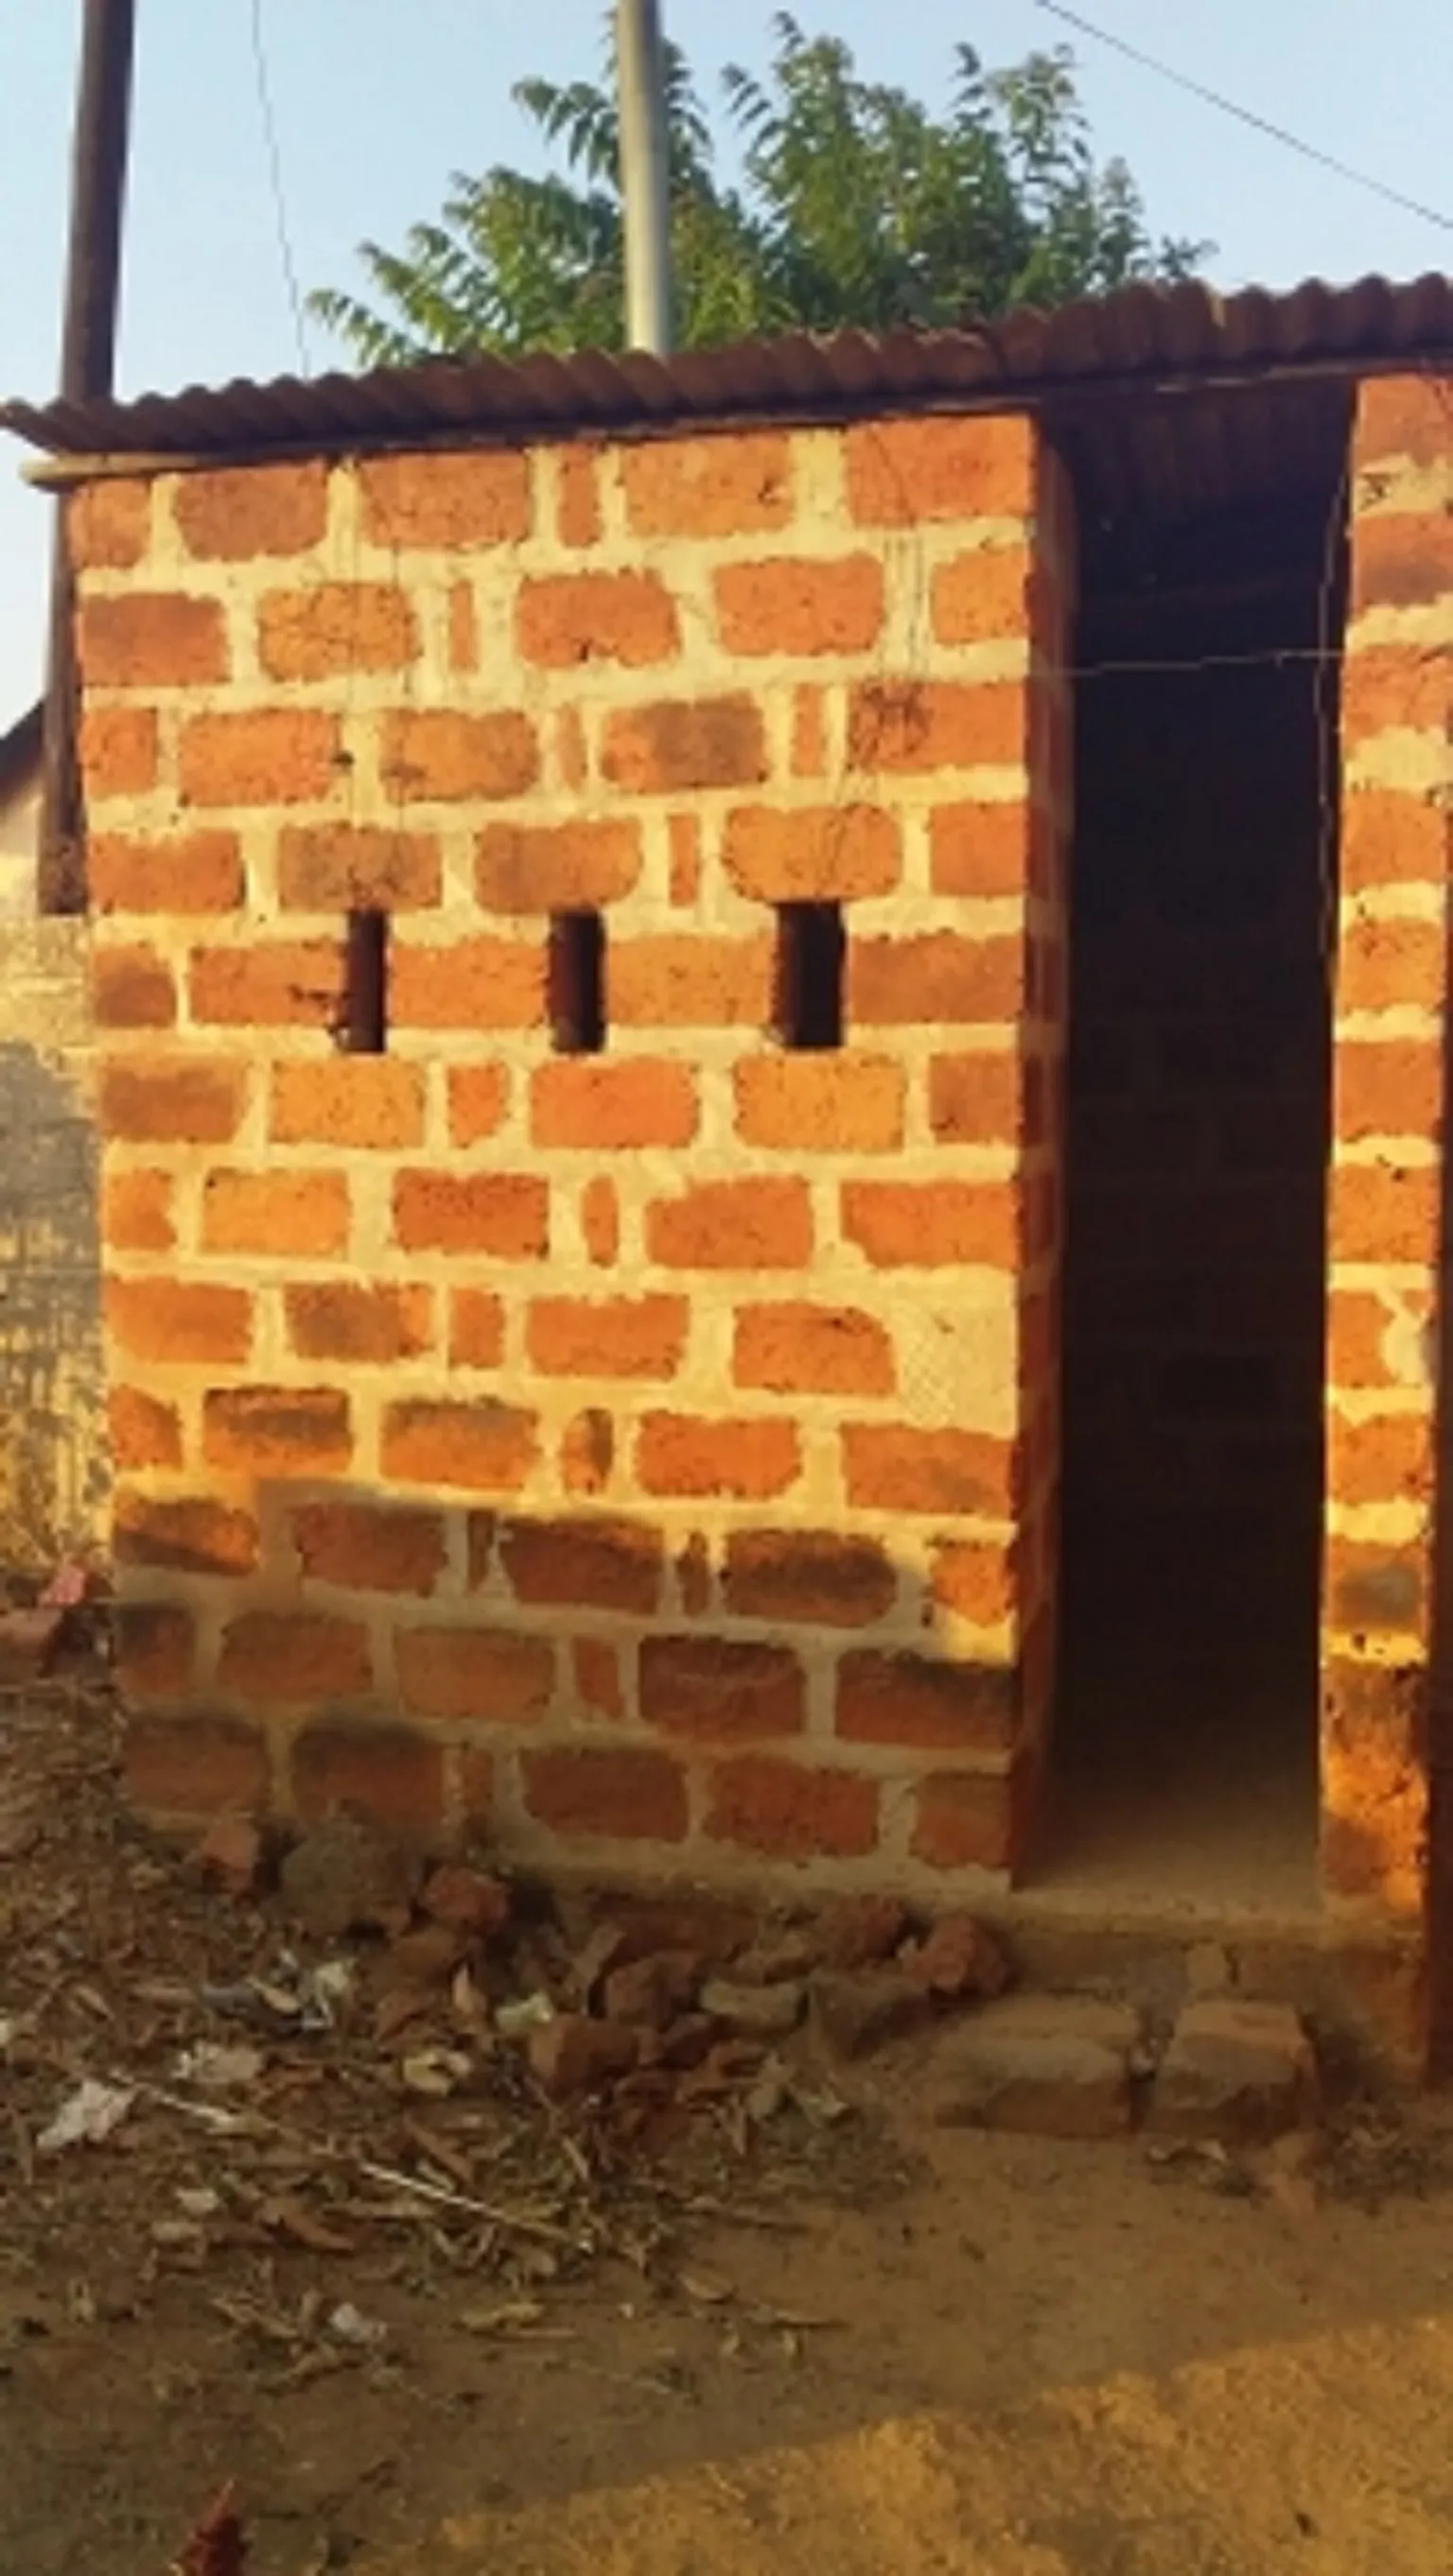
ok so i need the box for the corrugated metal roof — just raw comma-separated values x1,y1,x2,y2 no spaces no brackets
5,272,1453,462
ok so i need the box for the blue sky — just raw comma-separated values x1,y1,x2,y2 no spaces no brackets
2,1,1450,726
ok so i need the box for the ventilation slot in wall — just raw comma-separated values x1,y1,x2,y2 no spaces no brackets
550,911,605,1054
776,902,844,1050
343,909,388,1053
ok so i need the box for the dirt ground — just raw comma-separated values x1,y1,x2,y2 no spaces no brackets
5,1678,1453,2575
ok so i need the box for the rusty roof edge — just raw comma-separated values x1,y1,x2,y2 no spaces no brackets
5,272,1452,464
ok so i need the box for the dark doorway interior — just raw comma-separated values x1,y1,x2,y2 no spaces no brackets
1038,388,1350,1914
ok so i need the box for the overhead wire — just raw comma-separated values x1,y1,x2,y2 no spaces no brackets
1034,0,1453,237
248,0,310,375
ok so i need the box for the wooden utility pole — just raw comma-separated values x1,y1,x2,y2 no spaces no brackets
40,0,137,913
615,0,672,356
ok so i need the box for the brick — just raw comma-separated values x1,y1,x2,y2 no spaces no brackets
258,582,417,679
516,570,679,667
677,1532,711,1617
1325,1536,1427,1639
448,581,479,672
570,1637,624,1720
106,1275,253,1365
528,1294,688,1379
379,709,538,802
848,678,1025,774
180,710,340,806
464,1514,498,1588
446,1063,510,1147
1335,1039,1442,1141
521,1745,690,1844
555,444,603,546
734,1301,895,1397
1342,647,1451,740
532,1059,698,1150
555,707,587,790
114,1602,194,1700
912,1770,1018,1870
640,1635,804,1739
714,555,884,657
80,705,157,797
837,1648,1016,1751
94,942,176,1028
69,477,150,570
114,1488,259,1577
294,1500,446,1597
928,1053,1024,1143
393,1169,548,1258
109,1385,183,1471
272,1058,425,1150
1338,915,1444,1014
190,937,344,1027
1327,1409,1434,1506
1356,376,1450,470
276,822,440,911
175,461,329,559
79,590,228,689
734,1056,904,1153
1326,1287,1433,1389
843,1179,1019,1268
929,800,1034,898
90,828,243,914
201,1166,350,1257
219,1611,372,1703
667,813,701,906
845,414,1034,525
562,1409,615,1497
500,1515,663,1614
620,430,792,537
581,1176,620,1266
289,1720,445,1829
449,1289,506,1370
601,696,767,794
395,1625,554,1724
458,1745,496,1829
792,688,828,778
850,931,1024,1025
1329,1160,1440,1266
843,1423,1020,1516
124,1713,268,1820
610,933,773,1026
931,1539,1018,1626
706,1758,879,1860
103,1167,174,1252
725,1530,896,1627
638,1413,800,1500
1351,509,1453,612
1340,788,1450,889
932,543,1033,644
476,817,640,912
382,1397,537,1493
392,935,547,1029
357,449,532,549
721,802,900,902
646,1178,812,1269
202,1386,352,1478
99,1055,246,1145
286,1280,432,1365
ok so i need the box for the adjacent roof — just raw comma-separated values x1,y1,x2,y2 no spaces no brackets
4,272,1452,463
0,703,42,801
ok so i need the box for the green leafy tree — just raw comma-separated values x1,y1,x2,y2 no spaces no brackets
311,14,1206,366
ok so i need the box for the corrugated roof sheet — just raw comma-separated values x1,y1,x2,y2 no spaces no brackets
5,272,1453,462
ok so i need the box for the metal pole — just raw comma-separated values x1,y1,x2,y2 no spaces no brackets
615,0,673,356
40,0,138,913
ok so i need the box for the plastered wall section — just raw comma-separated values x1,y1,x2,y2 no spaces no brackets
73,414,1071,1895
1325,374,1453,1954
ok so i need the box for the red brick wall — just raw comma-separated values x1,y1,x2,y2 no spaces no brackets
1326,375,1453,1935
75,414,1072,1894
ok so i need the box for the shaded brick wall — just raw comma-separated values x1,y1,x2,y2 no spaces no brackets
74,414,1071,1893
1325,375,1453,1942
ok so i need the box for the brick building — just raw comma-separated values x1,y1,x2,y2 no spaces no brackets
7,272,1453,2061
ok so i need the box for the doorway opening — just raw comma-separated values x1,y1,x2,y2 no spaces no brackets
1037,386,1351,1916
